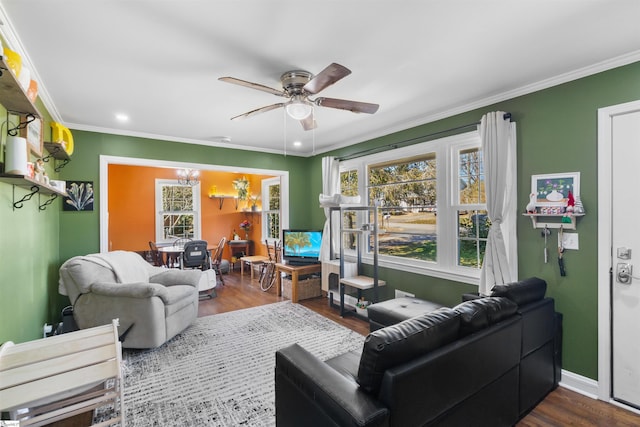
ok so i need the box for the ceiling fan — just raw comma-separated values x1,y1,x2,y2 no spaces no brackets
219,63,379,131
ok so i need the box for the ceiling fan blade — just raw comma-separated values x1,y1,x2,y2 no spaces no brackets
300,115,317,131
303,63,352,94
219,76,286,97
230,103,285,121
315,97,380,114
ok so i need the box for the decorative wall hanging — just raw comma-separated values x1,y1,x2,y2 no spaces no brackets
20,116,43,157
64,181,94,211
531,172,580,207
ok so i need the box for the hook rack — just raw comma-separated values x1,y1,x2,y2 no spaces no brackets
42,143,71,171
39,193,59,210
7,112,35,136
13,185,39,209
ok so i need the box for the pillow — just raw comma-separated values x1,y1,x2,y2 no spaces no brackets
357,307,460,394
490,277,547,306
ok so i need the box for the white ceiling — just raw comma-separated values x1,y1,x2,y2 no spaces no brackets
1,0,639,157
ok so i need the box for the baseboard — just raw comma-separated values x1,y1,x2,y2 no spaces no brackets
559,369,598,398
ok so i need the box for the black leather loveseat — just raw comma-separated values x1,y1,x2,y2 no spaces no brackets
275,277,561,427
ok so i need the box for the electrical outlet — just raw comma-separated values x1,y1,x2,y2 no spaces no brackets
395,290,415,298
559,232,579,250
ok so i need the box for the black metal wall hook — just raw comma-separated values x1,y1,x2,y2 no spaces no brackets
7,113,36,136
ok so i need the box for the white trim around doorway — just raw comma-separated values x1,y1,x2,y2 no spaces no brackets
99,155,290,253
597,99,640,410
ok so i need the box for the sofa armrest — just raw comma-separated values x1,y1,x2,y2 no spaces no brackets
90,282,169,299
276,343,389,427
149,269,201,287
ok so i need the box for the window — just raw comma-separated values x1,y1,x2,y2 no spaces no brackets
262,178,281,241
456,147,489,268
339,131,491,282
155,180,201,243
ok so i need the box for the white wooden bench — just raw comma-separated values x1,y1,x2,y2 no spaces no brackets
0,319,124,426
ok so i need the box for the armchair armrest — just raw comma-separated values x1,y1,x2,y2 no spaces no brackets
276,343,389,427
149,269,201,287
90,282,169,300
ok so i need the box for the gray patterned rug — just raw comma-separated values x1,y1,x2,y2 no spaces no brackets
101,301,365,426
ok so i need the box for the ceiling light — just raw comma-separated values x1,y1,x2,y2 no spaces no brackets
293,141,302,147
285,98,312,120
177,168,199,186
115,113,129,122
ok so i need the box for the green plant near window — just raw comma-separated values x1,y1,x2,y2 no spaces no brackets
232,176,250,200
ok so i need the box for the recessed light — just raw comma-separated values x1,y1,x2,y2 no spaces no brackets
115,113,129,122
293,141,302,147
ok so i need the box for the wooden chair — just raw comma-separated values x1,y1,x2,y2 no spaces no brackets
210,237,227,286
148,241,165,267
0,319,124,426
259,240,281,290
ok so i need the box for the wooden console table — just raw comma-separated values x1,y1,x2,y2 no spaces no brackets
228,240,252,270
275,262,322,303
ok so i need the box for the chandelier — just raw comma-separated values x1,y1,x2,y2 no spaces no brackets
177,168,200,186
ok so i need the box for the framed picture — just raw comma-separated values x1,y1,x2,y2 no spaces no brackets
20,116,43,157
63,181,94,211
531,172,580,207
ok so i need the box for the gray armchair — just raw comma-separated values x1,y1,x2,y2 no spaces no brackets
58,250,200,348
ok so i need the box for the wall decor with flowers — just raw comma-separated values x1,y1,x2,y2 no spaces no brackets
64,181,94,211
531,172,580,207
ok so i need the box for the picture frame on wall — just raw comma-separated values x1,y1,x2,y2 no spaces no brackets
20,115,43,157
531,172,580,207
63,181,94,211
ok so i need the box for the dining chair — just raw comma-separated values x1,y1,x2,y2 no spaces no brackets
168,237,192,267
259,239,281,289
210,237,227,286
148,241,165,267
173,237,192,248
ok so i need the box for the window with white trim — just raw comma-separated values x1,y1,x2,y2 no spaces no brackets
339,131,488,282
262,177,281,242
155,180,201,243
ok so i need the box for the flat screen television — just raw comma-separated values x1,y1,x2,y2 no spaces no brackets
282,229,322,265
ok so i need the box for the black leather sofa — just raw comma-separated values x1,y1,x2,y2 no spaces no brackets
275,277,561,427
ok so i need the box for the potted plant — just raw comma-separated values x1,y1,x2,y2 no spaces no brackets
249,194,260,211
232,176,250,200
355,299,370,317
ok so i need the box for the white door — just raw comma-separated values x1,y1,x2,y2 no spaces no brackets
611,107,640,408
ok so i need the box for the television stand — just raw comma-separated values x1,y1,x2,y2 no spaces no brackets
275,262,322,303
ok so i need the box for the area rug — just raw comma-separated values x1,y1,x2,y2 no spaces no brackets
100,301,365,426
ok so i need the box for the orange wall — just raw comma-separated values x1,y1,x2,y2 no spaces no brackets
108,165,273,258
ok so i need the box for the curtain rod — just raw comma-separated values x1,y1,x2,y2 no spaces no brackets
337,112,511,161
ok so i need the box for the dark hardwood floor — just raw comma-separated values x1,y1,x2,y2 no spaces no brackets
199,270,640,426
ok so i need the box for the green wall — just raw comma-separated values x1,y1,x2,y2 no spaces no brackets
313,61,640,380
0,99,61,344
2,60,639,382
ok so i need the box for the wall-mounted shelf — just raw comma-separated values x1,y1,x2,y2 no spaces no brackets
523,213,585,230
208,195,238,210
0,174,67,210
0,56,41,118
43,141,71,171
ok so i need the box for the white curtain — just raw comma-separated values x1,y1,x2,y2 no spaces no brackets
319,156,340,262
479,111,518,295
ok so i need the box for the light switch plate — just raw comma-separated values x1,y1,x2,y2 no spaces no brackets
559,232,579,250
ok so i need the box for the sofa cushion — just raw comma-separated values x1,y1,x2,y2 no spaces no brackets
357,307,460,394
453,297,518,336
490,277,547,306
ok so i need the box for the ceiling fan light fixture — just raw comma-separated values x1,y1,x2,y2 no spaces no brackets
285,99,313,120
